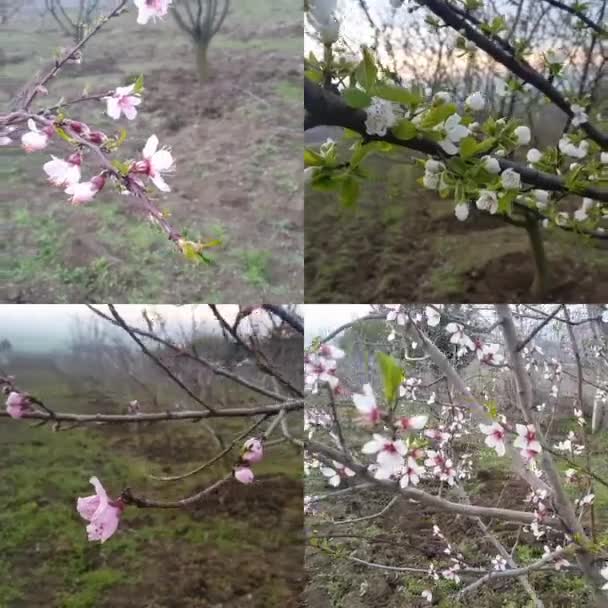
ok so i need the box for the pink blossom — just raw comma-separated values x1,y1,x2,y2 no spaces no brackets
399,456,424,488
234,466,254,484
513,423,542,457
352,383,382,426
5,391,32,419
394,414,428,432
241,437,263,464
21,119,50,152
362,434,406,478
43,153,81,187
318,344,345,360
479,422,506,456
305,353,339,392
65,175,105,205
133,135,174,192
424,428,450,445
133,0,172,25
320,461,355,487
76,477,123,543
105,84,142,120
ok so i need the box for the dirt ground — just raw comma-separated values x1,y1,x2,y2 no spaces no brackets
305,152,608,303
304,468,596,608
1,1,302,302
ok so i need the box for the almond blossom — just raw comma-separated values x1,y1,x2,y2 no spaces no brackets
234,466,254,484
305,352,339,392
133,0,172,25
479,422,506,456
43,153,81,187
105,84,142,120
386,304,406,325
133,134,174,192
241,437,263,464
76,477,123,543
399,456,424,487
65,175,106,205
362,434,407,478
438,113,469,155
352,383,383,426
513,423,542,459
425,306,441,327
21,119,51,152
394,414,428,432
5,391,32,419
321,461,355,487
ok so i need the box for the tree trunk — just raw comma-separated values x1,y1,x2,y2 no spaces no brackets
524,215,549,298
195,42,209,82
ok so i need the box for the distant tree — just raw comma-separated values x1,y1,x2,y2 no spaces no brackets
45,0,101,43
171,0,230,82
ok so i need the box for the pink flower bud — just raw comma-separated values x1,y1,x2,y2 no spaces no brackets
67,120,88,135
86,131,107,145
6,391,31,419
241,438,263,464
67,151,82,166
234,466,254,484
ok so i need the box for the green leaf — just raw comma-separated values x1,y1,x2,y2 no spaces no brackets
392,119,417,140
340,175,360,207
343,87,372,109
54,126,74,144
355,47,377,91
304,148,325,167
133,74,144,95
304,68,323,83
420,103,457,128
459,136,478,159
372,83,421,107
376,352,404,405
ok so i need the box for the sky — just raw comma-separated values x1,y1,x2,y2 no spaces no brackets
0,305,274,353
304,304,371,345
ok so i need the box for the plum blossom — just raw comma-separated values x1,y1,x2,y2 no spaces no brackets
305,352,339,392
399,456,424,487
438,113,469,154
543,545,570,570
465,91,484,111
601,152,608,164
574,198,595,222
571,104,588,127
425,306,440,327
364,98,397,137
352,383,383,426
76,477,123,543
21,119,50,152
234,466,254,484
133,134,174,192
500,168,521,190
105,84,142,120
424,428,450,445
491,555,507,570
133,0,172,25
477,342,504,365
321,461,355,487
533,189,550,209
454,202,469,221
446,323,475,351
362,434,406,478
43,153,81,187
308,0,340,44
513,424,542,459
394,414,428,432
527,148,542,163
482,156,500,174
476,189,498,214
5,391,32,419
65,175,106,205
421,590,432,603
600,563,608,589
513,125,531,145
241,437,263,464
479,422,506,456
559,135,588,159
386,304,406,325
